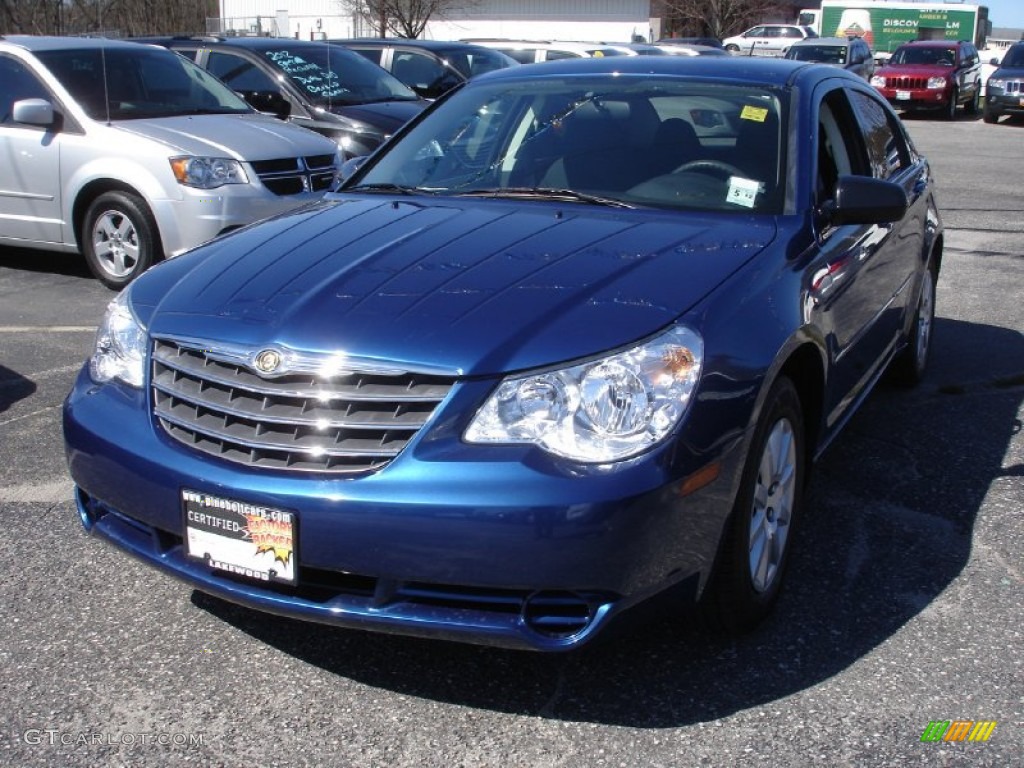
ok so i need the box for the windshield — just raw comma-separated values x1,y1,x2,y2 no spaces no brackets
439,47,518,79
38,46,251,120
261,45,418,105
1001,46,1024,67
348,77,786,214
788,45,847,64
890,46,957,66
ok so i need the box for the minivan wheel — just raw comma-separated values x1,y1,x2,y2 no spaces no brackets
700,376,805,632
82,191,160,289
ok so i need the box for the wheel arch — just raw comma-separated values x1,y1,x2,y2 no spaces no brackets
73,180,164,255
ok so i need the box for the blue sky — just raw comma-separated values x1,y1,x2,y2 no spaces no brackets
983,0,1024,29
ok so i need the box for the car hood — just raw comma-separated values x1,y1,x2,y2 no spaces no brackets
112,113,335,159
326,100,426,136
877,63,950,78
991,65,1024,79
134,197,776,376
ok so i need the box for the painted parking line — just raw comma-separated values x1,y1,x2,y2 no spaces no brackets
0,326,96,333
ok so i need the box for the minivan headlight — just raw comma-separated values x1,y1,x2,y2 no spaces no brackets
169,156,248,189
465,326,703,463
89,291,147,388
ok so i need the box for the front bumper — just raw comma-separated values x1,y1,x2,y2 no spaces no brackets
152,186,326,258
878,87,951,111
984,91,1024,117
64,368,743,651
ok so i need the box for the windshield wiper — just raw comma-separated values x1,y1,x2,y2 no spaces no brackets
454,187,634,209
345,183,434,196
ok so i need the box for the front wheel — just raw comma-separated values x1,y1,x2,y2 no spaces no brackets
700,376,805,632
983,106,999,124
725,44,739,53
966,85,980,115
81,191,161,289
944,88,958,120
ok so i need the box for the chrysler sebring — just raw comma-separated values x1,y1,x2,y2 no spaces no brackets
64,57,942,650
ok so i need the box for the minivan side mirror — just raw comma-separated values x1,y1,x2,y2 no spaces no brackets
12,98,56,127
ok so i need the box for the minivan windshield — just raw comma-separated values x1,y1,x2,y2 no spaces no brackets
38,46,252,120
348,76,786,214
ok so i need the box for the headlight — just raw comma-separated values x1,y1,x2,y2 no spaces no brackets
987,78,1005,91
870,75,886,87
89,291,147,388
465,326,703,463
927,77,948,90
169,156,248,189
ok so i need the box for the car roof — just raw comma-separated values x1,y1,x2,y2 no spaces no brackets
790,37,858,47
0,35,161,52
333,38,493,52
474,53,844,88
898,40,967,48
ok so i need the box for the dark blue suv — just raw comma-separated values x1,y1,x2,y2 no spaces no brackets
985,42,1024,124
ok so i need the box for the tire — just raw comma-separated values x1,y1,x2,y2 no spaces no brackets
943,87,958,120
725,44,739,53
966,85,980,115
81,191,161,289
700,376,805,632
983,106,999,124
888,263,937,387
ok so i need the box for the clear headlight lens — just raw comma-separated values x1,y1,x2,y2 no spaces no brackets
870,75,886,87
89,291,147,388
927,77,948,90
169,156,248,189
465,325,703,463
987,78,1005,91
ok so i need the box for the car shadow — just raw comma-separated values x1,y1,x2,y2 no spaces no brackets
0,364,37,415
192,316,1023,727
0,245,94,281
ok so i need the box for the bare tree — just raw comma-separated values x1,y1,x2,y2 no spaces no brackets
1,0,215,36
663,0,787,40
346,0,475,39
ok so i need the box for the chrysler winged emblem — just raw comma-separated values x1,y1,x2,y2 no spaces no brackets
253,349,282,375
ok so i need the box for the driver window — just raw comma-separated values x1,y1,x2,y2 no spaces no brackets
817,93,859,203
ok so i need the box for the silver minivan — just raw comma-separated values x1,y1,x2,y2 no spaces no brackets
0,36,341,287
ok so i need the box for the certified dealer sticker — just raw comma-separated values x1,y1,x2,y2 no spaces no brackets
182,490,297,585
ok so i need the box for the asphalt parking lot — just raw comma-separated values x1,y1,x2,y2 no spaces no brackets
1,114,1022,767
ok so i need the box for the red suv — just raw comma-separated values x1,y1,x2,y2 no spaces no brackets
871,40,982,119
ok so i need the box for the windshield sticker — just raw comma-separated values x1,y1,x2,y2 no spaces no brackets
740,105,769,123
266,50,347,99
727,176,762,209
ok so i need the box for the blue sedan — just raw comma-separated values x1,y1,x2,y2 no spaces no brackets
64,56,942,651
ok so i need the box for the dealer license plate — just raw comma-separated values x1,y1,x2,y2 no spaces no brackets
896,91,911,101
183,490,297,585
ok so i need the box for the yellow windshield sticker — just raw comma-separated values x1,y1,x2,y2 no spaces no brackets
740,106,769,123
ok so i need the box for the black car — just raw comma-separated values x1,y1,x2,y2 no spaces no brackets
657,37,724,49
331,38,518,99
139,37,426,157
984,42,1024,124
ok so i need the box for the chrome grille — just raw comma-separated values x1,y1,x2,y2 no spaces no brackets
152,340,454,473
250,155,337,197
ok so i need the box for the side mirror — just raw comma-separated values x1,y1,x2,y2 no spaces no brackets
12,98,56,127
242,90,291,120
823,175,908,226
338,155,368,182
990,57,1000,66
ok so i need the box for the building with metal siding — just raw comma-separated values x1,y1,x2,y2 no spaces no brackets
215,0,651,43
